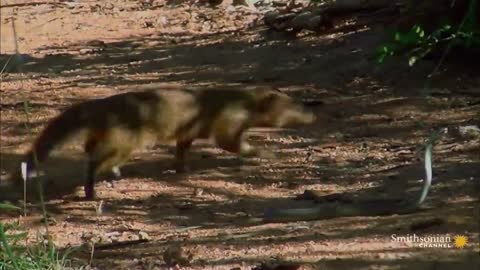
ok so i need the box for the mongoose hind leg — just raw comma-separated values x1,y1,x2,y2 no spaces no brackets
85,159,99,199
83,130,135,199
85,149,133,199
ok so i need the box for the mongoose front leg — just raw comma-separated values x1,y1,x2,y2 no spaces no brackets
217,134,276,159
216,134,258,157
85,155,121,199
175,139,193,173
213,108,275,159
85,159,98,199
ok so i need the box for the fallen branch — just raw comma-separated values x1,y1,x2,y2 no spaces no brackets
93,238,149,250
263,0,402,34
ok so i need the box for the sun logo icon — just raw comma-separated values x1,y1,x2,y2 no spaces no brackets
453,235,468,248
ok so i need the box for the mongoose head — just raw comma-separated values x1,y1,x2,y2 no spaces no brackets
253,89,316,128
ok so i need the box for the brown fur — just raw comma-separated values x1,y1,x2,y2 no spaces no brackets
24,87,315,199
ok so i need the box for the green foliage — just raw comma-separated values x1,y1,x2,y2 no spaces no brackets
0,205,80,270
377,0,479,66
0,202,21,212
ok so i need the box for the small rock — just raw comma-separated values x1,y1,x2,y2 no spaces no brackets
85,40,105,47
99,235,112,244
163,244,192,266
157,16,168,26
129,234,140,241
40,216,57,226
105,231,121,237
79,48,93,54
457,125,480,139
143,21,154,28
104,3,114,10
193,188,203,196
226,5,237,13
202,22,212,32
139,231,151,240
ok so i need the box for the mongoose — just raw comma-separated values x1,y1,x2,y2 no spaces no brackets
23,87,316,199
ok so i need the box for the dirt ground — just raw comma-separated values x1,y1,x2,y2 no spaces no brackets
0,1,479,269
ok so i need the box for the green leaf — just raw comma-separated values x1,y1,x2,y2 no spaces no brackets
0,202,21,211
377,54,386,64
419,29,425,38
395,32,401,41
409,56,418,66
414,25,422,34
